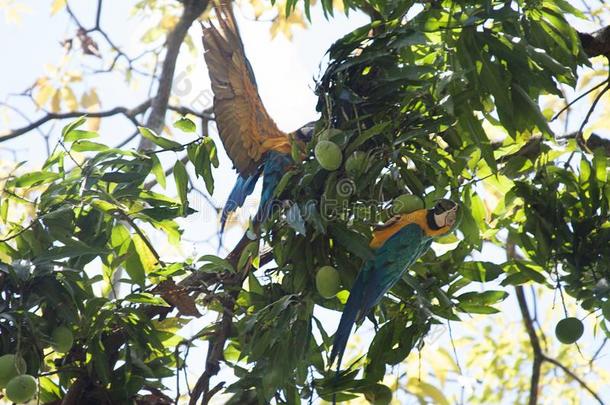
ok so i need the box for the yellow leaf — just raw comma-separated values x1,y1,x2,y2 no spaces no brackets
133,234,158,273
406,378,450,405
43,63,58,76
34,83,56,109
160,14,178,30
50,0,66,16
2,1,30,24
81,88,100,109
87,117,101,132
81,88,101,131
65,70,82,83
51,89,61,113
60,86,78,111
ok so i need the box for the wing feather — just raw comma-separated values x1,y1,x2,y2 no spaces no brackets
202,0,287,175
360,224,429,318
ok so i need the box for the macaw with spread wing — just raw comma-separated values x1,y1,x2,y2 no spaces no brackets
201,1,314,234
330,199,459,373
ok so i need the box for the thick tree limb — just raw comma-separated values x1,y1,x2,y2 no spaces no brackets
579,26,610,58
139,0,209,149
492,131,610,165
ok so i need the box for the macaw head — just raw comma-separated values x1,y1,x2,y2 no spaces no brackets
431,199,459,232
293,121,316,143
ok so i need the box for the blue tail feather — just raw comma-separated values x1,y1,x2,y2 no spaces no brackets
220,152,293,235
255,152,293,225
220,173,260,233
330,263,368,372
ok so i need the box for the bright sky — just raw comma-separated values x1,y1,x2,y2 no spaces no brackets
1,1,610,404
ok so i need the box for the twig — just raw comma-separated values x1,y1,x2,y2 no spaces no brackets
542,355,604,405
551,79,608,122
116,210,163,265
590,338,608,367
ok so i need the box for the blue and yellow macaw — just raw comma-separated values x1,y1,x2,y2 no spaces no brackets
201,1,314,233
330,199,459,373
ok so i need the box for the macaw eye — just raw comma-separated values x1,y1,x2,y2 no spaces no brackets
446,210,457,226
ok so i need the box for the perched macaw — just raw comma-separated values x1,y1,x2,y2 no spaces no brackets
201,1,314,233
330,199,459,373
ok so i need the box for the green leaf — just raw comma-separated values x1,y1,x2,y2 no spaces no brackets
457,290,508,305
238,241,259,271
512,84,553,136
286,204,306,235
327,222,373,261
34,244,108,262
138,126,182,150
199,254,234,273
458,261,503,282
173,117,196,133
13,171,61,188
198,144,215,194
71,140,109,152
61,116,86,139
124,240,146,286
90,335,111,384
406,378,449,405
173,160,189,214
64,129,99,142
124,293,170,306
150,154,166,188
457,303,500,314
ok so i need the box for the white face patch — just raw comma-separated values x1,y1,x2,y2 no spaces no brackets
434,206,458,228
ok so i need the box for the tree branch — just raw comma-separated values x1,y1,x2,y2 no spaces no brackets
0,101,151,142
139,0,209,149
515,272,604,405
541,355,605,405
515,285,543,405
578,26,610,58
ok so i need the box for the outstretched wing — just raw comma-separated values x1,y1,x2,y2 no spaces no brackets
202,0,288,176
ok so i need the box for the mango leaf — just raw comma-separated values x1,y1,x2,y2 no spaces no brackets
328,222,373,261
457,303,500,314
12,171,61,188
457,290,508,305
61,116,86,139
124,293,170,306
458,261,503,282
174,117,196,133
150,154,166,188
173,160,189,215
138,126,182,149
286,204,306,235
406,378,449,405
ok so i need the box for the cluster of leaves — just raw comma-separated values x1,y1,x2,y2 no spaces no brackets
0,117,219,403
508,152,610,317
1,0,610,403
219,0,609,402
